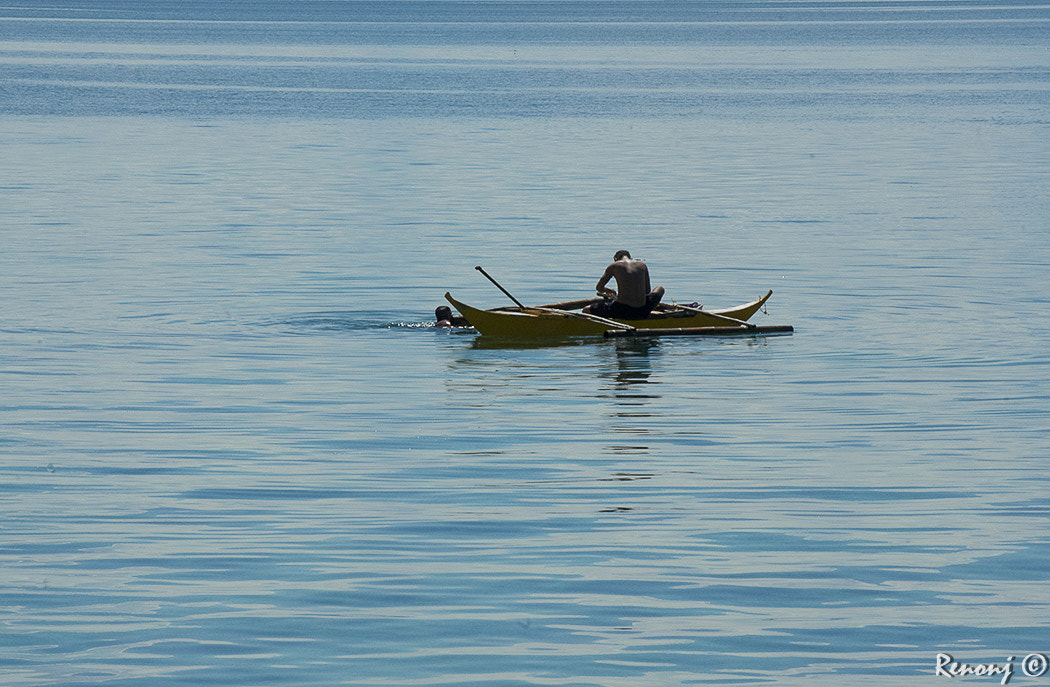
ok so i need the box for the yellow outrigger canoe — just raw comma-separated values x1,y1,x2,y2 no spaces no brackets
445,290,793,338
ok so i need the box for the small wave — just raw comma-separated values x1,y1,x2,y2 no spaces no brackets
263,312,467,333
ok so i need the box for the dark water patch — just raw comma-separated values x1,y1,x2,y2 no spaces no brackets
701,530,960,555
702,487,973,503
942,544,1050,581
699,582,945,609
181,487,377,501
82,465,198,476
0,541,112,556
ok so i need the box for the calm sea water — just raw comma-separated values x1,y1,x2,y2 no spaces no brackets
3,1,1050,685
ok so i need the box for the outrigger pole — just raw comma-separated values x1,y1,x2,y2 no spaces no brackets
604,325,794,339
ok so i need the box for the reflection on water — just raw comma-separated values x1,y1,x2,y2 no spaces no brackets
603,338,659,395
600,339,661,463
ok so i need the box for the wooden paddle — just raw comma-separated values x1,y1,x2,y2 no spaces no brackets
534,297,604,311
526,306,634,331
492,297,603,313
662,302,757,329
475,265,525,308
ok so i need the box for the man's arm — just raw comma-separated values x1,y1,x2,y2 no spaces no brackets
595,265,617,298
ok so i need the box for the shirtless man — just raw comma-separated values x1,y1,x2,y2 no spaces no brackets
584,250,665,318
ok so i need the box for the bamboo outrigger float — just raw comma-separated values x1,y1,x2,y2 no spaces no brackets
444,289,793,339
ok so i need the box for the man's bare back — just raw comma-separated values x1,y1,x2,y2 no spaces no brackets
585,250,665,318
597,255,651,307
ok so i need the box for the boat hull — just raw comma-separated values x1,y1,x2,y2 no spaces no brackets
445,290,775,337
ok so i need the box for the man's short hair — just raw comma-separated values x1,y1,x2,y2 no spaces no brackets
614,250,631,260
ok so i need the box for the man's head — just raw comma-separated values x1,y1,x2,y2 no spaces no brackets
613,250,631,261
435,306,453,321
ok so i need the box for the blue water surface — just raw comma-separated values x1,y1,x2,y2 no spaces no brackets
2,1,1050,685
